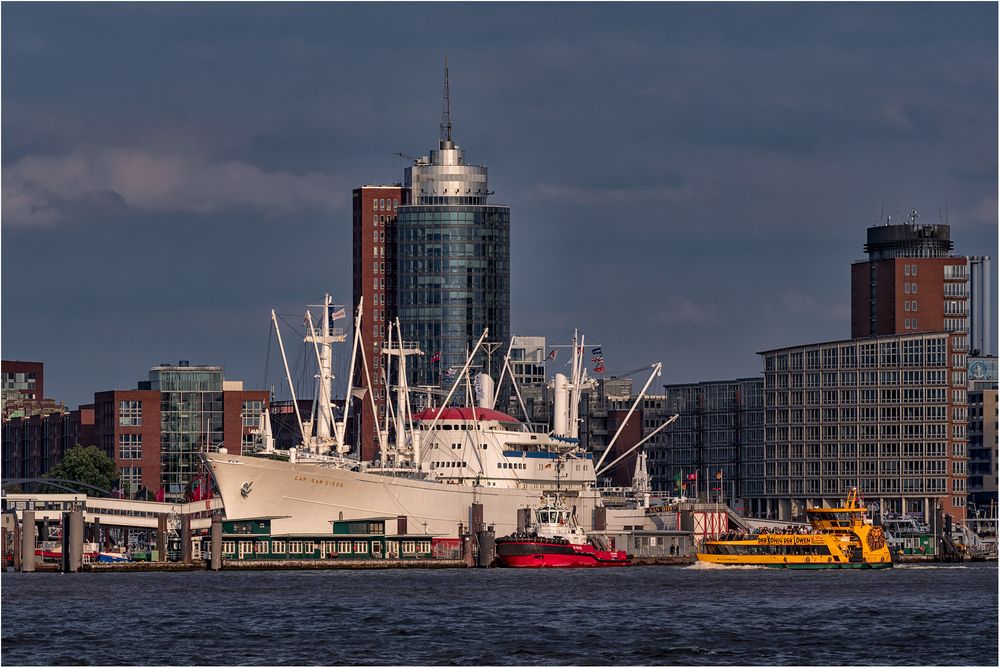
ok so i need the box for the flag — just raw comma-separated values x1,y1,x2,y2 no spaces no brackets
547,349,557,361
686,472,697,481
591,346,605,373
674,471,683,494
429,351,441,364
155,487,165,503
716,470,723,480
329,306,346,323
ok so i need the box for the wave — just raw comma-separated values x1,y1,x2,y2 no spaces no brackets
684,561,769,570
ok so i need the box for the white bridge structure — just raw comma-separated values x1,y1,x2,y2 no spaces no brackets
2,493,222,530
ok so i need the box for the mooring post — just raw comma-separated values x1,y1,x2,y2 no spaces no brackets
181,515,192,564
67,510,84,572
210,511,222,571
20,510,35,573
156,514,167,562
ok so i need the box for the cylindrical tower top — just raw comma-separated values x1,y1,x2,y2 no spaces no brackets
863,214,953,260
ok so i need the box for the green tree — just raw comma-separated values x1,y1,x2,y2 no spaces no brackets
42,445,118,495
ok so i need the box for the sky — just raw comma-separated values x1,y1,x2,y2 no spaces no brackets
3,2,997,408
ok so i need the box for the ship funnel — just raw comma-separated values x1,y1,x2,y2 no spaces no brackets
553,373,570,436
475,373,495,410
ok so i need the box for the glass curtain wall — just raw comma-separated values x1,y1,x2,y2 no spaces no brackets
151,368,224,499
397,205,510,389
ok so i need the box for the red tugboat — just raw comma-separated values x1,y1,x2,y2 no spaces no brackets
495,497,630,568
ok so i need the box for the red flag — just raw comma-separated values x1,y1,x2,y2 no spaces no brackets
429,351,441,363
155,487,165,502
547,349,557,361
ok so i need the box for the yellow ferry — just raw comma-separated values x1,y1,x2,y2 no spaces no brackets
697,488,892,569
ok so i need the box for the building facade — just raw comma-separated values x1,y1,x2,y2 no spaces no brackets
352,185,405,461
2,360,52,419
1,406,96,481
758,332,969,523
644,379,764,508
396,87,510,390
967,356,998,511
850,218,971,343
92,362,268,501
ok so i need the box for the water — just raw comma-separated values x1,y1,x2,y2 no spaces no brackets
2,563,997,666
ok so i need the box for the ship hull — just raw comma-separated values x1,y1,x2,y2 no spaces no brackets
495,540,630,568
206,454,603,536
696,554,893,569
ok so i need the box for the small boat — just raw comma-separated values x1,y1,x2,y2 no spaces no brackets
697,488,892,569
495,497,630,568
96,551,132,563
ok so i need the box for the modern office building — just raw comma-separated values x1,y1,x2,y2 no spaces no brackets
851,215,972,343
644,379,764,508
579,377,635,486
352,184,406,460
758,332,969,523
967,355,998,510
93,362,268,501
396,66,510,389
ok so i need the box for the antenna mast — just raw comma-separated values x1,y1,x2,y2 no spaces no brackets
440,54,453,145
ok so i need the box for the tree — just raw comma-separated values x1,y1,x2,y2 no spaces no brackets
42,445,118,495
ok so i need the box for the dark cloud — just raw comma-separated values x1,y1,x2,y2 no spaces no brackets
2,2,996,405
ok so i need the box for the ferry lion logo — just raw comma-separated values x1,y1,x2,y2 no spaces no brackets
240,481,253,499
867,526,885,551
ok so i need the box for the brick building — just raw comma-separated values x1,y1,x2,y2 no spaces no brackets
2,406,96,481
2,360,57,419
92,362,268,501
851,217,971,342
352,185,406,461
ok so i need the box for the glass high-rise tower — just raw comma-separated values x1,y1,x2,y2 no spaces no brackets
396,64,510,389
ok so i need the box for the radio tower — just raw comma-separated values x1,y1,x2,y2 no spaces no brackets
440,55,453,147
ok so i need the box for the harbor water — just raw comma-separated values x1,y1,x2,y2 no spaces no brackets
2,563,997,665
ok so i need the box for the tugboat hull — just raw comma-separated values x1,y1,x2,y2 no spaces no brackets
495,539,630,568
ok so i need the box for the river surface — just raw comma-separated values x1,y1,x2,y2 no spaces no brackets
2,563,997,666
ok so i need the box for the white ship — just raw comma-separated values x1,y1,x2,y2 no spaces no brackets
205,297,675,537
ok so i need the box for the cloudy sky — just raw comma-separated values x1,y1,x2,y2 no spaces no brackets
3,2,997,407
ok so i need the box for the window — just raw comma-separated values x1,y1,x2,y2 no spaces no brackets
272,541,286,553
354,541,368,554
120,466,142,490
119,434,142,459
242,401,263,428
119,400,142,426
337,540,351,554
